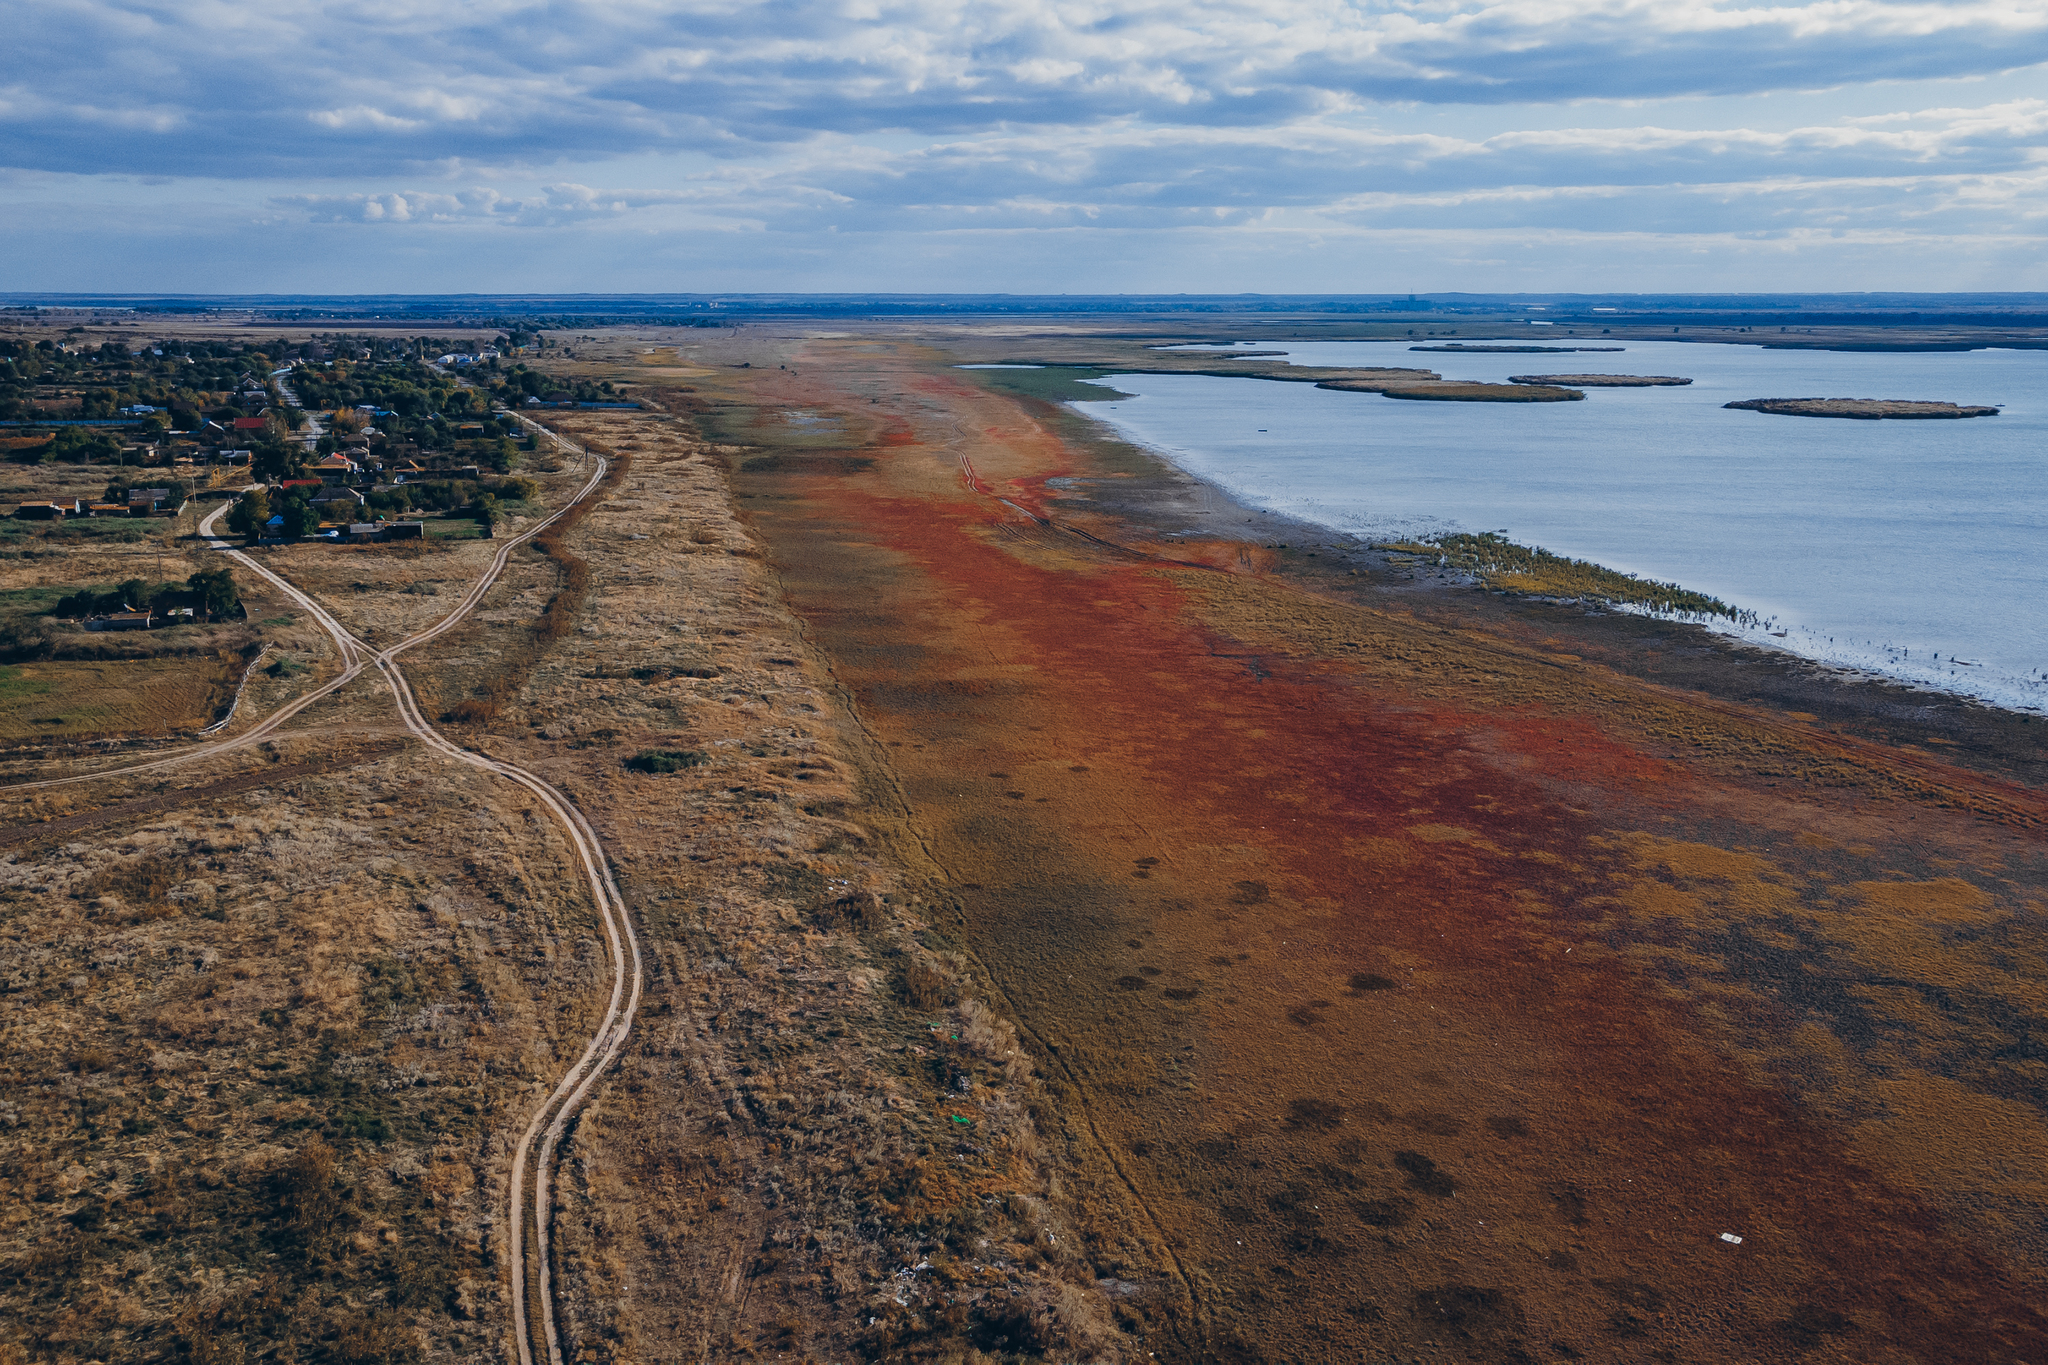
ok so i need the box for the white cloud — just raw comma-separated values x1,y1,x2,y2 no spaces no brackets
4,0,2047,285
274,182,704,226
4,0,2047,178
250,95,2048,248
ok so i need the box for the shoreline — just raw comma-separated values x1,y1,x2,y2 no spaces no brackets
1059,370,2046,720
967,376,2046,789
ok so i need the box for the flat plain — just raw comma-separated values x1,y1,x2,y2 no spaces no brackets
0,314,2042,1365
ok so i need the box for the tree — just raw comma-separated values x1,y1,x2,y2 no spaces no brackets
186,568,239,619
275,497,315,539
226,489,270,538
51,428,119,464
251,436,300,483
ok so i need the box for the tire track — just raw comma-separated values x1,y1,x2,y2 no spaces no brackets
4,419,639,1365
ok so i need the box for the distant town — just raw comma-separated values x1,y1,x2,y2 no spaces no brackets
2,329,648,561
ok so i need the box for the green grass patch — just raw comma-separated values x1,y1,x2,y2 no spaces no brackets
1382,531,1744,620
625,748,707,774
0,664,56,700
5,520,152,543
957,365,1135,404
0,586,68,613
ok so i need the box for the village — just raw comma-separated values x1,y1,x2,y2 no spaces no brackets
0,328,642,633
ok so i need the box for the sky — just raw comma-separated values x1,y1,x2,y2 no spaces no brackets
4,0,2048,294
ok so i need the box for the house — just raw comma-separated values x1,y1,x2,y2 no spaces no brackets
220,449,253,466
385,522,424,540
128,488,173,512
311,454,359,479
13,501,70,521
87,502,129,517
232,417,268,433
310,486,366,511
88,609,153,632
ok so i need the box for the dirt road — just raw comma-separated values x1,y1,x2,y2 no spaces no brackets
5,435,640,1365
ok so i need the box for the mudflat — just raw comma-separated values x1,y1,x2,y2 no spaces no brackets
622,329,2048,1362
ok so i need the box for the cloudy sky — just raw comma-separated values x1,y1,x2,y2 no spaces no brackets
5,0,2047,293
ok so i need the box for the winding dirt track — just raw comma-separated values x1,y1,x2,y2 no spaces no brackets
4,428,639,1365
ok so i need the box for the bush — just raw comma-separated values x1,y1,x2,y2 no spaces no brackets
625,748,706,774
901,959,954,1010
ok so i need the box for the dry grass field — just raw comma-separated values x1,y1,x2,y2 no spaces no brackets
0,657,241,741
0,734,610,1364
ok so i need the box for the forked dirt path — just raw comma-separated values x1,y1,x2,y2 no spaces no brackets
684,336,2048,1363
195,437,638,1365
2,432,636,1365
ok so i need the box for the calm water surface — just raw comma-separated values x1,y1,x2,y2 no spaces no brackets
1072,339,2047,712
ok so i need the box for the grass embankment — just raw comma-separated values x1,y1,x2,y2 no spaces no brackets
1382,531,1742,620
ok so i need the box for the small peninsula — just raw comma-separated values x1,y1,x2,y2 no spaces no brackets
1509,373,1691,386
1725,397,1999,419
1319,378,1584,402
1410,344,1626,353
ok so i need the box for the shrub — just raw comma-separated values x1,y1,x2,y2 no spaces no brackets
625,748,705,774
901,959,954,1010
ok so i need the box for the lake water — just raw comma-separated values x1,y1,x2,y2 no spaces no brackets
1069,339,2048,713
